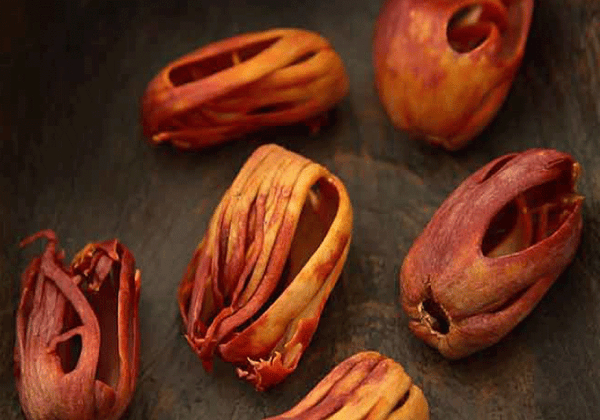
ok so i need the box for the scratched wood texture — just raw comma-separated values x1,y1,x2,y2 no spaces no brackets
1,0,600,418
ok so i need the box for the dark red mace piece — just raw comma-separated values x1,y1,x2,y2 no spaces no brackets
15,230,141,420
401,149,584,358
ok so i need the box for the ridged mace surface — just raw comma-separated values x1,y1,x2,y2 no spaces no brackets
264,351,429,420
142,28,349,150
178,144,353,390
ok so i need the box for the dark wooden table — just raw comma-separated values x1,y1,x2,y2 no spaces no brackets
2,0,600,418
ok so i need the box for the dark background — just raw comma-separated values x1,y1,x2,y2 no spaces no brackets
1,0,599,418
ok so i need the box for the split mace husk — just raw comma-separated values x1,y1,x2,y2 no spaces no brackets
264,351,429,420
15,230,141,420
178,144,353,390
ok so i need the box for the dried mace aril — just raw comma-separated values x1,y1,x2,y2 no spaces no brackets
264,351,429,420
178,144,352,390
15,230,141,420
400,149,584,359
373,0,534,150
141,29,349,150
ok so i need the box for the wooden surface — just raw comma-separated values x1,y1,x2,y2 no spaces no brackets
2,0,600,418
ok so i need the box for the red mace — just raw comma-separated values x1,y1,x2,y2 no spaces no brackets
141,28,349,150
401,149,584,358
264,351,429,420
373,0,534,150
15,230,141,420
178,144,353,390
